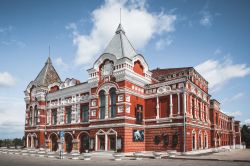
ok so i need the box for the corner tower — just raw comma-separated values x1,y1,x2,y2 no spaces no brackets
24,57,61,148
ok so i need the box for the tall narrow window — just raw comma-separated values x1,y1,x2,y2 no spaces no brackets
198,102,201,119
192,99,195,119
52,109,57,125
29,106,33,126
109,88,116,118
66,107,72,124
99,90,106,119
204,105,207,121
216,113,218,125
136,104,143,123
192,132,196,150
81,105,89,122
34,105,38,125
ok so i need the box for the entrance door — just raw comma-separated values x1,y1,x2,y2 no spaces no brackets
99,135,105,150
51,135,58,151
109,135,116,151
80,135,89,153
65,135,73,153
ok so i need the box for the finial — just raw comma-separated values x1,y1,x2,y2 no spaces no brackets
49,45,51,57
120,8,121,24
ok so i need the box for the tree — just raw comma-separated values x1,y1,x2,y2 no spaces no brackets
0,139,3,147
241,125,250,148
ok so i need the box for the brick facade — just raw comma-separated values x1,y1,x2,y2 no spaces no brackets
24,24,241,153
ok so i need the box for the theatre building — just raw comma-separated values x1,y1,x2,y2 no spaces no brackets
24,24,241,154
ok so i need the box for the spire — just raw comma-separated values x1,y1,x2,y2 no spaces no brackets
46,56,52,64
34,57,61,87
116,23,125,34
104,24,137,59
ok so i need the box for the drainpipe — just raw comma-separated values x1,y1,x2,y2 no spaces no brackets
183,86,187,153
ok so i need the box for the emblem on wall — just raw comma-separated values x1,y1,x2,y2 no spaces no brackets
101,61,113,77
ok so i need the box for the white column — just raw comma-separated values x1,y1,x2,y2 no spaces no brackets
105,134,108,151
95,135,98,151
170,94,173,117
183,92,187,113
156,96,159,119
76,103,81,123
26,136,29,148
177,93,180,115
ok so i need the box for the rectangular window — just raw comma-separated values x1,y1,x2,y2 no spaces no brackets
216,113,218,125
52,110,57,125
204,105,207,121
81,105,89,122
192,99,195,119
66,107,72,124
198,103,201,119
136,104,143,123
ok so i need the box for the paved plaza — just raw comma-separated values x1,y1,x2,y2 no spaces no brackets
0,149,250,166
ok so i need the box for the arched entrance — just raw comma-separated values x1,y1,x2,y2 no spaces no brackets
107,129,117,151
95,129,117,151
50,133,58,151
65,133,73,153
216,133,221,147
78,132,90,153
26,134,31,148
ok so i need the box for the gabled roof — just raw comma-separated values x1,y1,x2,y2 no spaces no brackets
103,24,137,59
34,57,61,87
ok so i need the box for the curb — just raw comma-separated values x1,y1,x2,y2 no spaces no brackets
167,157,250,163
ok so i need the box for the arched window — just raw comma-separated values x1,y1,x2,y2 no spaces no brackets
99,90,106,119
34,105,38,125
29,106,33,126
109,88,116,118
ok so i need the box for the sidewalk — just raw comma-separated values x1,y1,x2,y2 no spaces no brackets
172,149,250,162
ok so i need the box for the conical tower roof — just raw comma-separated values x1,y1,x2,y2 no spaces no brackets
34,57,61,87
103,24,137,59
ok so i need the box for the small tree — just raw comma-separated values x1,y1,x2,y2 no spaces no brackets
241,125,250,148
0,139,3,147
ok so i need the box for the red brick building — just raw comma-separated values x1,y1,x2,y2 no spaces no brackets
24,24,241,154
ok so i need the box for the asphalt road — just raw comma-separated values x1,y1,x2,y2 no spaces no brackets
0,153,250,166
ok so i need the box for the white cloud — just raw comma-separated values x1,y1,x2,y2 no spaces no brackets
200,11,213,27
55,57,69,70
223,111,242,117
67,0,176,65
0,72,16,87
195,58,250,91
155,37,173,50
1,40,26,48
222,92,244,103
0,96,25,139
245,119,250,125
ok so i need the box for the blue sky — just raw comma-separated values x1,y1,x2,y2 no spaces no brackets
0,0,250,139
